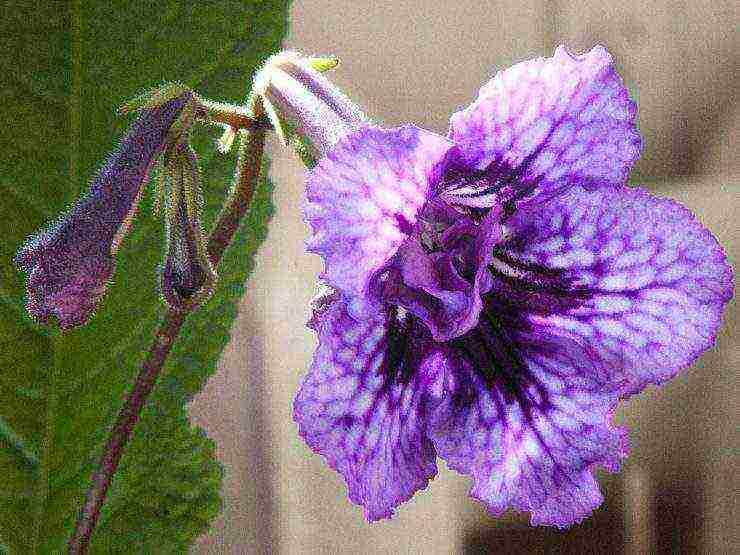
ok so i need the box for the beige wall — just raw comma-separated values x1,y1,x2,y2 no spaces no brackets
191,1,738,553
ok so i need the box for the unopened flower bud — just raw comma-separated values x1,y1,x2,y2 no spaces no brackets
253,51,368,158
14,91,194,329
117,82,192,116
160,142,216,310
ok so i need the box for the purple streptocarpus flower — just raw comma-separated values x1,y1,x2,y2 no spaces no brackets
293,46,734,526
14,92,193,329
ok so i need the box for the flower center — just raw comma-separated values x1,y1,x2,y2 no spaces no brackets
382,306,424,385
450,309,526,400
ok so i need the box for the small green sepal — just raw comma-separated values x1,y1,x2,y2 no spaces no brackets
117,82,193,116
307,56,340,73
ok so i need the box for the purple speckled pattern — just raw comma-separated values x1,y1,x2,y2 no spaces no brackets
293,45,734,526
428,331,629,527
449,45,641,207
304,125,456,305
494,185,734,395
294,295,439,521
14,92,192,329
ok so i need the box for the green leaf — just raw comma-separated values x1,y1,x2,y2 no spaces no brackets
0,1,289,552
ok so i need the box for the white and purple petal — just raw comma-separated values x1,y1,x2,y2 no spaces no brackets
294,296,442,520
303,125,457,305
429,326,628,528
491,185,734,393
372,206,500,342
449,45,641,207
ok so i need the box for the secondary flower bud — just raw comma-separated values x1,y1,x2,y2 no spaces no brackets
160,142,216,310
14,91,193,329
253,51,368,158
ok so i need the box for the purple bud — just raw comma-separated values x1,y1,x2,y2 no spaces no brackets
14,92,193,329
254,51,368,156
160,142,216,310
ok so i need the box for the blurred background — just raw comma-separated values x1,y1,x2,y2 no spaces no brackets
190,1,738,553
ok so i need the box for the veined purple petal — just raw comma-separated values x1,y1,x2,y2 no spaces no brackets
429,326,629,528
491,185,734,394
293,43,734,529
294,296,441,521
372,206,500,342
448,45,641,207
307,280,341,331
14,92,192,329
304,125,457,307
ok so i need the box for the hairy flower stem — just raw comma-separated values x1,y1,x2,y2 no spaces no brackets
68,101,268,554
199,106,272,131
198,101,273,133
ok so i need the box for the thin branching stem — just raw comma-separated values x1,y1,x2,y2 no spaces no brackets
197,99,273,132
68,100,268,554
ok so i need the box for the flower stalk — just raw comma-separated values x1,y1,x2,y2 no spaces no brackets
197,98,273,132
67,99,269,554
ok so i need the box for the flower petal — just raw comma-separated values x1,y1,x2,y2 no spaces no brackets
430,324,628,528
491,185,734,393
294,296,439,520
23,253,115,329
449,45,641,207
372,207,500,341
304,125,457,303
